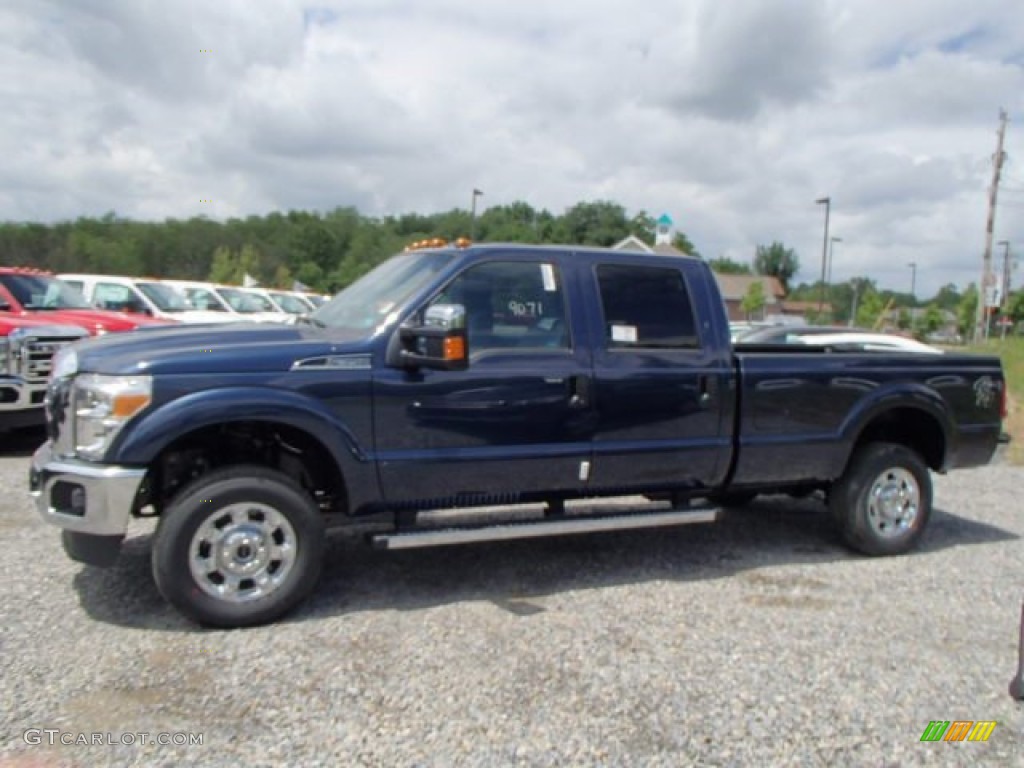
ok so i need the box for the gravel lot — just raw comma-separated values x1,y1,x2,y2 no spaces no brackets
1,427,1022,767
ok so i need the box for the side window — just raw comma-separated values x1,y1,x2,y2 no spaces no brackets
429,261,569,352
596,264,699,350
94,283,145,313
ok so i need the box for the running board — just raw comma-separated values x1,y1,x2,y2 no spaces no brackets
371,507,720,550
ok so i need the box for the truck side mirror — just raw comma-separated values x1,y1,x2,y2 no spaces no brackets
393,304,469,371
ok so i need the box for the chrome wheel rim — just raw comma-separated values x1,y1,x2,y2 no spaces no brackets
866,467,920,538
189,503,297,603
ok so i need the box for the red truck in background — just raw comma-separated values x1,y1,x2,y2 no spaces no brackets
1,267,174,431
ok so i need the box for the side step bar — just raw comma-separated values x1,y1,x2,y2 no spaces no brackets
371,506,720,551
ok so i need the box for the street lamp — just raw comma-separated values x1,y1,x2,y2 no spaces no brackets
828,236,842,286
815,197,831,313
470,188,484,240
908,262,917,299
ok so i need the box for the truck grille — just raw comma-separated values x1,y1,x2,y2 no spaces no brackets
18,337,76,382
8,325,87,383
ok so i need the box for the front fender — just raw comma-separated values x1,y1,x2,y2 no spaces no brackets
109,387,369,469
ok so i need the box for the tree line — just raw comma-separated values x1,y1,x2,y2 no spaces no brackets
0,200,1020,335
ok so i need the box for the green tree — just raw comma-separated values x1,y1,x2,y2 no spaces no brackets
1006,290,1024,325
897,308,911,330
912,304,944,340
856,288,886,329
559,200,632,246
207,246,236,284
754,242,800,292
931,283,961,311
740,281,765,319
708,256,751,274
671,232,702,258
957,284,978,337
207,243,263,285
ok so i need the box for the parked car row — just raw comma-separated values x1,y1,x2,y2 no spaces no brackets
1,266,332,431
59,273,328,325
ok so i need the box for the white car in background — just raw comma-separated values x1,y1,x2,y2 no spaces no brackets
260,289,316,316
789,331,943,355
161,280,283,324
214,285,291,323
59,274,240,325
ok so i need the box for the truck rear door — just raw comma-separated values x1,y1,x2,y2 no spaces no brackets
581,257,734,494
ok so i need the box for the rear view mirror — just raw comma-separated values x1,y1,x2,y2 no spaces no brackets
392,303,469,371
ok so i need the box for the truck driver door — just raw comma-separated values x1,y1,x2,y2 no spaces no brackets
372,255,596,507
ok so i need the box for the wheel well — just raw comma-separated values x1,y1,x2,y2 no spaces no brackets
137,420,348,516
852,408,945,471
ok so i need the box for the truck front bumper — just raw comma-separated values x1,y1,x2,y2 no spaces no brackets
0,375,46,430
28,441,146,537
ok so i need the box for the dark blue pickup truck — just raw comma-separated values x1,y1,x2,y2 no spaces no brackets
29,243,1009,627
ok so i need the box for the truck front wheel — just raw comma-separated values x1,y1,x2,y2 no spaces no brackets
830,442,932,556
152,465,325,628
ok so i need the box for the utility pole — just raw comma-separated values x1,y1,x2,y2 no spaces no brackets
974,109,1009,343
908,262,917,299
828,237,841,286
470,188,483,240
849,280,860,328
815,197,831,314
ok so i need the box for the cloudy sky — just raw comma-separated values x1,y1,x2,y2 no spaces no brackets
3,0,1024,296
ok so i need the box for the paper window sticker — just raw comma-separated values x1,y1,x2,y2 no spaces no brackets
540,264,557,292
610,324,638,343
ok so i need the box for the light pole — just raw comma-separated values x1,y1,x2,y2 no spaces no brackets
470,188,483,240
816,197,831,314
908,262,917,299
998,240,1010,339
828,236,842,286
849,279,860,328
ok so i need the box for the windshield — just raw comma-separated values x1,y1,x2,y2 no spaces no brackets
182,287,228,312
312,251,457,331
269,292,312,314
1,274,94,310
216,287,274,313
137,282,190,312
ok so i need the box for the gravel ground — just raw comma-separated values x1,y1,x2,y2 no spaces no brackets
1,428,1022,767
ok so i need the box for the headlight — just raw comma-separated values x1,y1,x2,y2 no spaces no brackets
73,373,152,461
0,338,8,374
50,346,78,381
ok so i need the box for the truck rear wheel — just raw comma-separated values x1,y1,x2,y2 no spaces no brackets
830,442,932,556
152,465,325,628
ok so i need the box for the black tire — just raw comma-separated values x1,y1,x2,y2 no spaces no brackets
829,442,932,556
152,465,325,628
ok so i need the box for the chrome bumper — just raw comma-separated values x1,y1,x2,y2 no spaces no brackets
0,375,46,414
28,441,146,536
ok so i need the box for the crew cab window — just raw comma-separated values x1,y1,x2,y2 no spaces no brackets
93,283,149,314
429,261,569,352
596,264,699,349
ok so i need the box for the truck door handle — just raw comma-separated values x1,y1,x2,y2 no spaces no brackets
698,375,712,406
568,375,591,409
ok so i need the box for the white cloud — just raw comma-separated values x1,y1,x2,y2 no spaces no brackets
1,0,1023,296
